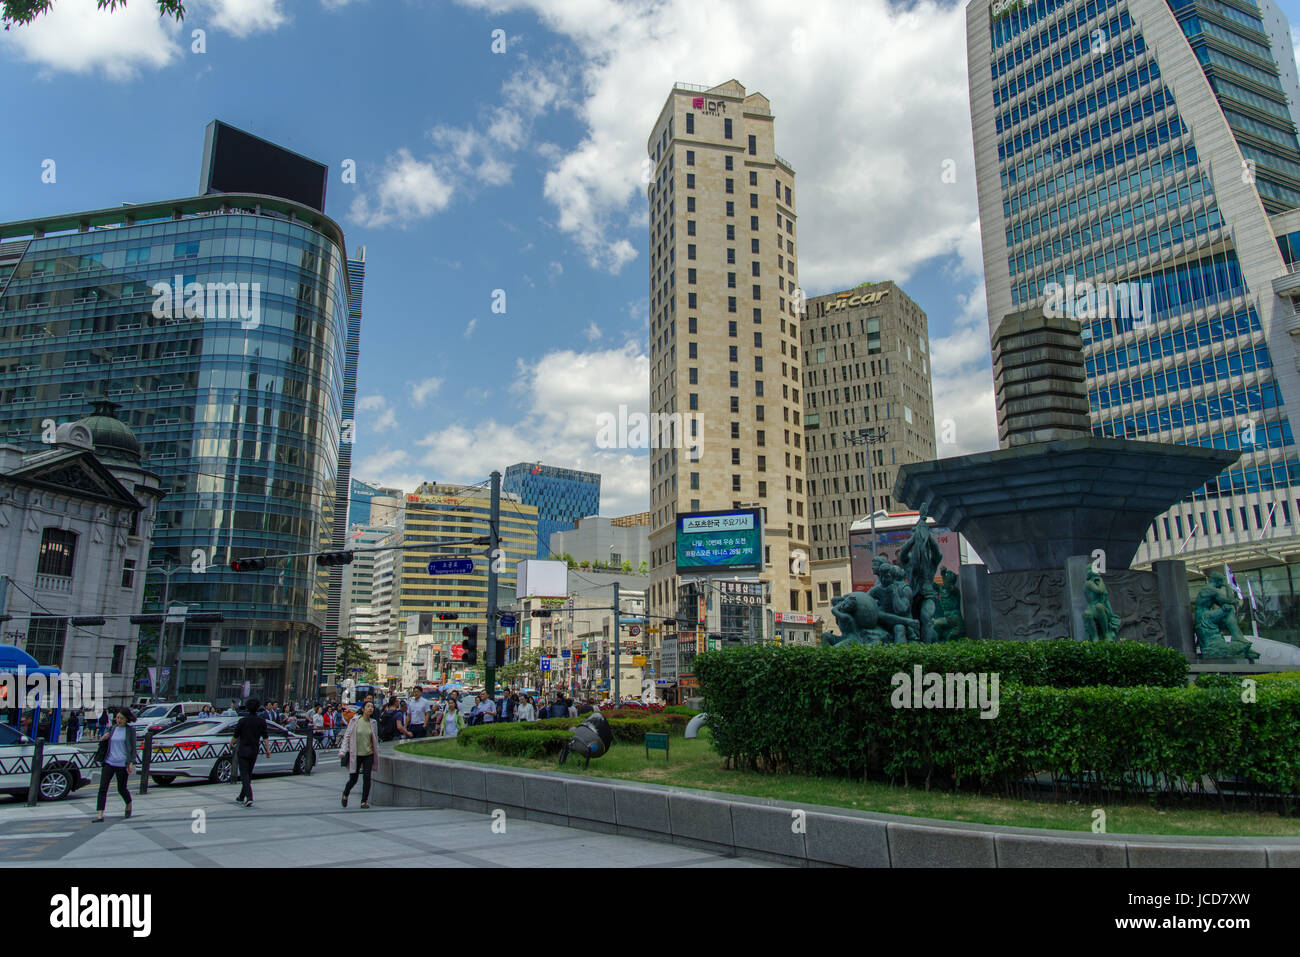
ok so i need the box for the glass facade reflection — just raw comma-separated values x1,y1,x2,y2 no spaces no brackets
503,463,601,558
0,193,351,700
970,0,1300,646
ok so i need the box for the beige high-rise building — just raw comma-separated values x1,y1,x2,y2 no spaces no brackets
801,281,937,626
646,80,811,662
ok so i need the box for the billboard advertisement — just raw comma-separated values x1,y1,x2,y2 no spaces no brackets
516,559,568,598
675,509,763,573
200,120,329,212
850,521,963,591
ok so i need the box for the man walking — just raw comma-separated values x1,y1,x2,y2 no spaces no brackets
406,688,432,738
230,697,272,808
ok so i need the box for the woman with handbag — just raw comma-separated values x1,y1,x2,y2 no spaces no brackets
339,699,379,808
93,708,136,822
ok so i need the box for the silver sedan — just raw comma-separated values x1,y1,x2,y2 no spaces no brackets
140,717,324,786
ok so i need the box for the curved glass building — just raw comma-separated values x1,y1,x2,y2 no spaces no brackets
0,189,352,703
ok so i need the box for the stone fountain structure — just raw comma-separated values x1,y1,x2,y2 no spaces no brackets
894,310,1240,658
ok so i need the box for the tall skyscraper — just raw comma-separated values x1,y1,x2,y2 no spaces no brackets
0,123,353,703
349,477,403,526
646,80,812,664
322,247,365,680
502,462,600,558
967,0,1300,593
802,281,937,620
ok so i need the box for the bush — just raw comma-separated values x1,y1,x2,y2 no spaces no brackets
454,713,687,758
694,643,1300,801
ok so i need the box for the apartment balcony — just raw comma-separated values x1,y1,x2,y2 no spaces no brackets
34,573,72,593
1272,261,1300,297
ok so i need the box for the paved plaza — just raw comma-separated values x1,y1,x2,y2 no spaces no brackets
0,763,775,868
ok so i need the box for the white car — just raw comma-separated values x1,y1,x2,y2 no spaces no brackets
143,717,320,786
0,723,95,801
130,702,212,736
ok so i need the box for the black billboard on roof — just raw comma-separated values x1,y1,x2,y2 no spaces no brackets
200,120,328,213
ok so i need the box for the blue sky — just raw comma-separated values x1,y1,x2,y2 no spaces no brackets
3,0,1298,514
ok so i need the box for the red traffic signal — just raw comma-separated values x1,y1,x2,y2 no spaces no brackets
530,610,552,618
316,551,355,566
230,558,267,572
437,613,459,621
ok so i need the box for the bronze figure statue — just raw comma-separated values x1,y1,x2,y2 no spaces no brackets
1081,568,1122,641
1194,571,1260,660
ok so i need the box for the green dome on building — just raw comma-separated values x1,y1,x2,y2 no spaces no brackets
76,401,143,466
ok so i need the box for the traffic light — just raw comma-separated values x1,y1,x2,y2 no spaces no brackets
530,610,552,618
495,639,506,665
461,625,478,664
70,616,106,626
316,551,355,566
230,558,266,572
436,613,459,621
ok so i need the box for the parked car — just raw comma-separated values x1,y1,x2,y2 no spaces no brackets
142,716,316,786
0,723,94,801
130,702,212,736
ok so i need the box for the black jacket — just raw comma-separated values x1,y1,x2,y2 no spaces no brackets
94,725,138,766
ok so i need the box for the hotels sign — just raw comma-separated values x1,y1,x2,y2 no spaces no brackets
990,0,1029,19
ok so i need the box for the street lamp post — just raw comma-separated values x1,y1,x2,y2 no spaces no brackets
145,561,187,703
843,428,890,560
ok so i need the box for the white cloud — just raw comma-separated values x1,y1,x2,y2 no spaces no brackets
207,0,287,37
584,320,602,341
357,394,398,433
348,149,454,228
0,0,287,79
409,377,444,407
464,318,479,338
451,0,978,286
404,343,651,514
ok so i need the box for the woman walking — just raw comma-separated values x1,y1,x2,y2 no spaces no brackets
93,708,136,822
440,692,460,739
340,700,380,808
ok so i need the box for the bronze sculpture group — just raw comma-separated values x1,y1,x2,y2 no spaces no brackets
824,506,963,646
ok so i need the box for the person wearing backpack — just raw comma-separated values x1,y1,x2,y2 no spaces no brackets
377,698,406,742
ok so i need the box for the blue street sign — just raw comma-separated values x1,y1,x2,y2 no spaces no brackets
500,615,517,628
561,649,570,658
540,657,551,672
427,558,475,575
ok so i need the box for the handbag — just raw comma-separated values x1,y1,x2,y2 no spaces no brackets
340,750,348,767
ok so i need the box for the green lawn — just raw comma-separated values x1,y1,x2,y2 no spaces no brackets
398,735,1300,838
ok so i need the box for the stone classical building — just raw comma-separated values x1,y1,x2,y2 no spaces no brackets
0,403,163,707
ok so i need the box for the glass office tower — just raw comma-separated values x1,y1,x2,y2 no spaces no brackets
0,191,352,702
503,462,601,558
968,0,1300,641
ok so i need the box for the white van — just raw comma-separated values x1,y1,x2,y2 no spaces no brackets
130,701,212,734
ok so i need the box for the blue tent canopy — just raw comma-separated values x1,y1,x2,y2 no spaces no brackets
0,644,63,740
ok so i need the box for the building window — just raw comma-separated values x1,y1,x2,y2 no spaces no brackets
758,456,767,472
687,220,695,236
728,272,736,288
689,367,698,384
726,224,735,241
729,322,737,338
818,583,829,602
732,474,741,491
689,393,699,411
26,615,67,668
728,297,737,313
121,558,136,589
724,118,733,139
755,356,764,372
111,645,126,675
749,170,758,186
754,332,763,347
730,370,739,388
686,173,695,188
726,178,734,194
748,133,756,155
731,422,740,438
37,528,77,577
756,405,765,420
688,317,697,334
686,150,694,165
752,261,760,277
750,216,759,230
686,113,694,134
750,193,758,208
688,342,697,358
785,186,792,204
751,238,760,253
691,472,699,490
727,248,736,264
726,201,734,217
753,308,762,323
687,196,695,212
752,285,762,299
688,244,696,260
755,380,764,396
732,448,741,465
688,293,697,309
688,268,697,284
731,396,740,413
725,155,733,170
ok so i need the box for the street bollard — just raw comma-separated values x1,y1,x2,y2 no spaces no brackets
26,737,46,806
139,731,153,795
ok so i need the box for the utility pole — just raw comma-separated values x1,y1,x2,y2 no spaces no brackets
485,470,501,696
612,580,620,704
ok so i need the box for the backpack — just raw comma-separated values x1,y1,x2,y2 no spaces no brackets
378,709,400,741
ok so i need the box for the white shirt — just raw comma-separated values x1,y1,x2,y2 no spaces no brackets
406,697,432,725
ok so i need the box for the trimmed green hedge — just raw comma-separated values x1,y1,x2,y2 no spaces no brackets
1196,671,1300,689
694,643,1300,801
455,712,688,759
